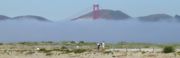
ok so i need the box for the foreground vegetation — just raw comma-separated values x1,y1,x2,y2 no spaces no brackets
0,41,180,58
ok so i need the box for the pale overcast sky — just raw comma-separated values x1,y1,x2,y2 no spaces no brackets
0,0,179,21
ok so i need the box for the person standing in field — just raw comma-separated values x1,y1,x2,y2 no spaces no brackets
97,42,101,50
102,42,105,49
101,41,105,49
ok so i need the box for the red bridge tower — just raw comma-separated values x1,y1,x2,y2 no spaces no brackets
93,0,100,19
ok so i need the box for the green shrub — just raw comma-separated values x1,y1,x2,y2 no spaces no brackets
177,52,180,55
144,46,150,48
0,43,3,45
163,46,175,53
64,50,73,54
79,41,85,44
60,46,68,50
38,48,52,53
18,42,38,46
141,51,146,54
103,51,113,54
46,53,53,56
60,46,73,54
73,49,87,54
52,48,61,51
25,51,35,55
70,41,76,44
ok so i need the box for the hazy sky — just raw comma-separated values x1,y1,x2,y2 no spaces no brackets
0,0,180,43
0,0,180,21
1,20,180,43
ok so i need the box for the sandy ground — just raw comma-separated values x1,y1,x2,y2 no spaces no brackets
0,45,179,58
0,51,179,58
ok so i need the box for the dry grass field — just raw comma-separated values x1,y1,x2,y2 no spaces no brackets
0,41,179,58
0,51,179,58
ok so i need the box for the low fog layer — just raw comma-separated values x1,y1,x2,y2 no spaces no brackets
0,19,180,43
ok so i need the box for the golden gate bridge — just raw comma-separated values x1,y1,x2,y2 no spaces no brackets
92,0,100,19
70,0,101,20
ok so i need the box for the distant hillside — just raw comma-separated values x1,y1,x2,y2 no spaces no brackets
72,9,131,20
175,15,180,21
138,14,173,22
0,15,10,21
12,15,51,22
